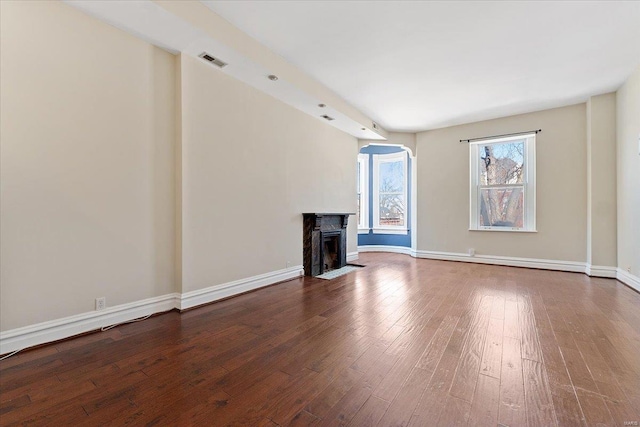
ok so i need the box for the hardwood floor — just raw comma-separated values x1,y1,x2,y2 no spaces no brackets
1,253,639,426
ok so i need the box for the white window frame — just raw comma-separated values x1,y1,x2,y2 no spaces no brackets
373,151,408,234
357,154,369,233
469,133,536,232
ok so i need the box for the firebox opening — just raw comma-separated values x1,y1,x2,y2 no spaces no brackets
323,234,340,272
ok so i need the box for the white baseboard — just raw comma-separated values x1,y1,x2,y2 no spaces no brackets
347,252,359,262
0,293,179,355
358,245,412,255
616,268,640,293
178,265,303,310
358,247,638,293
0,265,304,355
585,264,618,278
2,258,634,355
413,249,586,273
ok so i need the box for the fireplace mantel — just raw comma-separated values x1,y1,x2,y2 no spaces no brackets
302,213,354,277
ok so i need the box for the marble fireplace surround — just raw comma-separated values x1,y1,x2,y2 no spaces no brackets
302,213,353,277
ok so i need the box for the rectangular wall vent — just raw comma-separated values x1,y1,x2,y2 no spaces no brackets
321,115,335,121
199,52,227,68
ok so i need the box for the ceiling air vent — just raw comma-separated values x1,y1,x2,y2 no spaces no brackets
199,52,227,68
321,115,335,121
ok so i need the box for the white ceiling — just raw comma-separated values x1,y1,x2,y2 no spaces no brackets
203,1,640,132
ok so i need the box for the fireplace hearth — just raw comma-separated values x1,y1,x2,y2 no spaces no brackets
303,213,353,277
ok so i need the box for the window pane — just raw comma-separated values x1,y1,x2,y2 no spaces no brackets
479,188,523,227
379,194,404,226
379,160,404,193
479,141,524,185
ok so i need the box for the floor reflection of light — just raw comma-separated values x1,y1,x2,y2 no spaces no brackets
349,263,413,339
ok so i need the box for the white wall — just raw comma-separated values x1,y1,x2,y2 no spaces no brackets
616,66,640,278
0,1,177,330
179,55,357,292
415,104,587,262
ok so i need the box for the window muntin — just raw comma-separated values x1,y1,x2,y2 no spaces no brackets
373,152,407,232
470,135,536,231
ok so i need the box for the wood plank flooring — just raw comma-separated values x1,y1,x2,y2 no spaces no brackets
1,253,640,426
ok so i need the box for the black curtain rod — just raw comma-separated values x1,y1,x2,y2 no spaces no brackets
460,129,542,143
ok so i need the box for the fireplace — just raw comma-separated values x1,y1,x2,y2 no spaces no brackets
303,213,352,276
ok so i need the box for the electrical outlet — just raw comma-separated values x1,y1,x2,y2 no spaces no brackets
286,260,291,268
628,266,632,273
95,297,106,311
468,248,475,257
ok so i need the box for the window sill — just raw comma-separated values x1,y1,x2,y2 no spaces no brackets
469,228,537,233
373,228,409,235
358,228,370,234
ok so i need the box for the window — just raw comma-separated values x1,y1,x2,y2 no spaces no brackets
357,154,369,232
470,134,536,231
373,152,407,233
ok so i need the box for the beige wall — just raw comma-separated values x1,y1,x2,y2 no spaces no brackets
416,104,587,262
616,66,640,277
0,1,177,330
179,55,357,292
0,1,360,332
586,93,617,268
